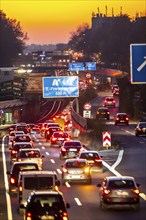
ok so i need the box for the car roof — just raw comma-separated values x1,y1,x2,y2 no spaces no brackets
19,170,57,176
106,176,135,181
13,142,33,145
116,113,127,115
98,107,109,110
65,158,87,163
12,161,38,167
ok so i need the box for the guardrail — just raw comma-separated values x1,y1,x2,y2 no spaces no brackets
71,99,87,131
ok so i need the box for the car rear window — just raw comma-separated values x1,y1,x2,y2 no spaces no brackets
12,164,39,176
66,161,86,168
80,152,100,159
13,144,32,151
24,177,54,190
53,132,68,138
19,150,40,158
108,180,135,189
64,141,81,147
14,136,31,142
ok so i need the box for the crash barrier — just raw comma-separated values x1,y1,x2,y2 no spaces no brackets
71,99,87,132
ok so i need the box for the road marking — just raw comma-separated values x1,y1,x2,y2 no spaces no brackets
74,198,82,206
45,152,50,156
65,182,71,187
57,169,62,174
39,142,42,145
2,136,13,220
111,149,124,169
50,159,55,163
42,146,45,149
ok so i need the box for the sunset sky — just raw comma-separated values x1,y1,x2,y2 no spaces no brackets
1,0,146,45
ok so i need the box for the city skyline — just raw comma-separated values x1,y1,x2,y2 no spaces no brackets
1,0,146,45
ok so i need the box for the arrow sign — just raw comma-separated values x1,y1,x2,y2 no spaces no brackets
102,131,111,147
130,44,146,84
137,56,146,72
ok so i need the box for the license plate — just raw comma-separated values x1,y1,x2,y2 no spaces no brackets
69,148,77,151
117,191,128,196
41,216,54,220
120,120,125,122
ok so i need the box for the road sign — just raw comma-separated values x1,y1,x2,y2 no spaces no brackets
86,73,91,78
69,62,96,71
102,131,111,147
130,44,146,84
83,102,91,110
43,76,79,98
83,110,91,118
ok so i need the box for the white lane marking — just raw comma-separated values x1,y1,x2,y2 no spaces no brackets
74,198,82,206
57,169,62,174
65,182,71,187
50,159,55,163
111,149,124,169
140,193,146,200
39,142,42,145
2,136,13,220
45,152,50,156
42,146,45,149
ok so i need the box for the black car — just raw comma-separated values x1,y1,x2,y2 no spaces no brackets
97,176,140,210
46,126,62,141
115,113,129,125
59,140,85,159
23,191,70,220
96,107,110,120
135,122,146,136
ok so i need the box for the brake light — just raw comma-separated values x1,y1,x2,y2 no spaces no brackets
52,137,57,141
126,117,129,121
12,150,17,154
26,212,32,220
107,112,110,114
63,212,68,220
61,147,67,152
19,186,22,192
113,100,116,103
103,189,110,195
66,137,70,141
84,167,90,173
104,100,107,103
10,177,15,184
132,189,140,194
116,117,120,121
95,158,102,162
62,167,68,173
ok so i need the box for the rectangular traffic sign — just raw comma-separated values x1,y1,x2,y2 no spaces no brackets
69,62,96,71
43,76,79,98
130,44,146,84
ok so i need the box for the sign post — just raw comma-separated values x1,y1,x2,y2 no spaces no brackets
130,44,146,84
102,131,111,149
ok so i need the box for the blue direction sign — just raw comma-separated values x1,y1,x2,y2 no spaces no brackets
130,44,146,84
43,76,79,98
69,62,96,71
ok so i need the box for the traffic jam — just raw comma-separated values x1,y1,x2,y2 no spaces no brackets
1,83,146,220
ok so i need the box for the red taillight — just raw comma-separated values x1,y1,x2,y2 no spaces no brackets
104,100,107,103
103,189,110,195
26,212,32,220
10,177,15,184
61,147,67,152
126,117,129,121
52,137,57,141
19,186,22,192
113,100,116,103
62,167,68,173
63,212,68,220
12,150,17,154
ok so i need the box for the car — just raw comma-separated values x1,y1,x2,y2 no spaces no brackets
45,123,61,138
135,121,146,136
22,191,70,220
16,148,45,170
111,84,119,93
8,123,16,132
96,107,110,120
8,130,25,143
50,131,70,146
97,176,141,210
61,158,92,185
18,170,60,212
104,97,116,107
15,124,30,134
9,142,34,164
46,126,62,141
78,151,103,172
115,113,129,125
11,133,34,148
6,161,39,196
59,140,85,159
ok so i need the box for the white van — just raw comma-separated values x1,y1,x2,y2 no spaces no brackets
18,170,60,212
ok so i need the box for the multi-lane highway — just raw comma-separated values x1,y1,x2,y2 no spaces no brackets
1,93,146,220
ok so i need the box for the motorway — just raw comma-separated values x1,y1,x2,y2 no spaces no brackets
0,93,146,220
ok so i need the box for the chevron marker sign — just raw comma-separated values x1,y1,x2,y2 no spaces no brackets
102,131,111,147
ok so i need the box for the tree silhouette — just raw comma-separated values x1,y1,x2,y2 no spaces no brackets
0,10,28,67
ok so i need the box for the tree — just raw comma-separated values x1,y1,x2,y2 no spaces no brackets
0,10,28,67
